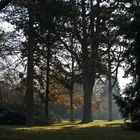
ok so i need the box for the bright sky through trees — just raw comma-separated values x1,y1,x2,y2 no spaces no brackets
0,20,131,91
0,21,15,32
118,68,132,91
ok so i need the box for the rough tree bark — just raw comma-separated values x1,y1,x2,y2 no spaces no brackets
81,0,96,123
25,5,34,126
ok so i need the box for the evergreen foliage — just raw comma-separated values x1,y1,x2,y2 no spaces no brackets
114,1,140,125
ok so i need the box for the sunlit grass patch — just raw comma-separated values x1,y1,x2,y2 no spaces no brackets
0,120,140,140
77,120,124,128
13,121,79,131
12,120,123,131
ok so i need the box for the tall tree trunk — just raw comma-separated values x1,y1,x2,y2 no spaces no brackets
108,44,112,121
81,0,96,123
82,87,92,122
82,71,95,123
25,5,34,126
45,44,50,124
108,79,112,121
70,51,74,121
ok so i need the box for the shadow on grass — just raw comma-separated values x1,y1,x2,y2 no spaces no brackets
0,121,140,140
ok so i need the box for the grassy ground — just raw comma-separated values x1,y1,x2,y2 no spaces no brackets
0,120,140,140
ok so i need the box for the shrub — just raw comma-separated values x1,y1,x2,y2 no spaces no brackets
0,109,26,125
122,121,140,130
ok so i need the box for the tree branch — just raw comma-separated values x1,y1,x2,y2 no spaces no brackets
0,0,12,11
58,37,82,69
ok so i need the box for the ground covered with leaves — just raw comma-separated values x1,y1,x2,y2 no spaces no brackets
0,121,140,140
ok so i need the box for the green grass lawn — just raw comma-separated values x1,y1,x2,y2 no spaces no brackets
0,120,140,140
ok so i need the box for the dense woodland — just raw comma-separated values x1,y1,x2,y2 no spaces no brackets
0,0,140,127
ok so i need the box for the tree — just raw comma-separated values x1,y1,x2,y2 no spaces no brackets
52,47,80,121
1,1,38,125
92,78,121,120
101,33,124,121
24,3,34,125
95,0,127,121
61,0,119,123
114,1,140,122
1,0,130,124
2,0,54,125
50,0,106,123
